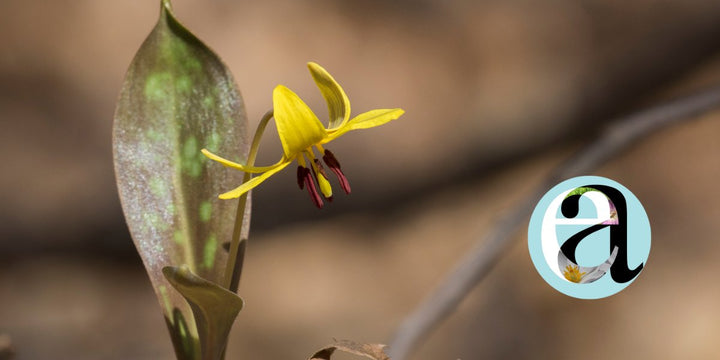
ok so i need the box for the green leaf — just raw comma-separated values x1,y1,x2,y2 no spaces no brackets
113,0,249,358
163,266,244,360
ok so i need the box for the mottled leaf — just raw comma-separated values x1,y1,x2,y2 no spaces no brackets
163,266,244,360
310,340,390,360
112,0,249,358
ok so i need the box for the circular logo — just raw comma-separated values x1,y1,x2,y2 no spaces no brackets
528,176,650,299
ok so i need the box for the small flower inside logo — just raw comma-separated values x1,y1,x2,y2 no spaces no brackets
528,176,651,299
559,245,617,284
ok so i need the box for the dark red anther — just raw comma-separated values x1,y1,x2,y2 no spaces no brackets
297,165,306,189
322,149,351,194
297,166,323,209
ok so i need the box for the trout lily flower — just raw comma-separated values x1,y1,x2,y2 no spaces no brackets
202,62,404,208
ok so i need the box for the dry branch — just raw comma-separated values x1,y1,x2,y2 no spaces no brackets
388,85,720,360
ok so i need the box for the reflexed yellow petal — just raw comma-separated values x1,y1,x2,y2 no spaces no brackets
273,85,327,157
218,161,292,199
201,149,286,173
308,62,350,130
325,108,404,142
348,108,405,130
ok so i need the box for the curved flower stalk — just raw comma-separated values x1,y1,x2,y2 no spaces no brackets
202,62,405,208
558,246,619,284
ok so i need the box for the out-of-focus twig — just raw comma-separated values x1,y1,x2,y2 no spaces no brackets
388,85,720,360
0,334,14,360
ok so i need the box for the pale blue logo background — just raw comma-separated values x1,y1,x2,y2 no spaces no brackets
528,176,651,299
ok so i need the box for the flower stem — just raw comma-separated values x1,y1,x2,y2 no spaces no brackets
223,110,274,292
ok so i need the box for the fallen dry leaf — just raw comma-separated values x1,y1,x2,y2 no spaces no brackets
309,340,390,360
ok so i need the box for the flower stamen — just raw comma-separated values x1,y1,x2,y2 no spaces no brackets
296,156,307,190
322,149,351,194
297,165,324,209
305,149,333,200
312,158,333,201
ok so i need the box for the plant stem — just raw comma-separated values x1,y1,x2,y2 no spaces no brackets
223,110,274,292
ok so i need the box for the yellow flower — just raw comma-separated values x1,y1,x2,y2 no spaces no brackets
201,62,404,208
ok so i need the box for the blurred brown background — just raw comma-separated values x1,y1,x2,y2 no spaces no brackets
1,0,719,359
